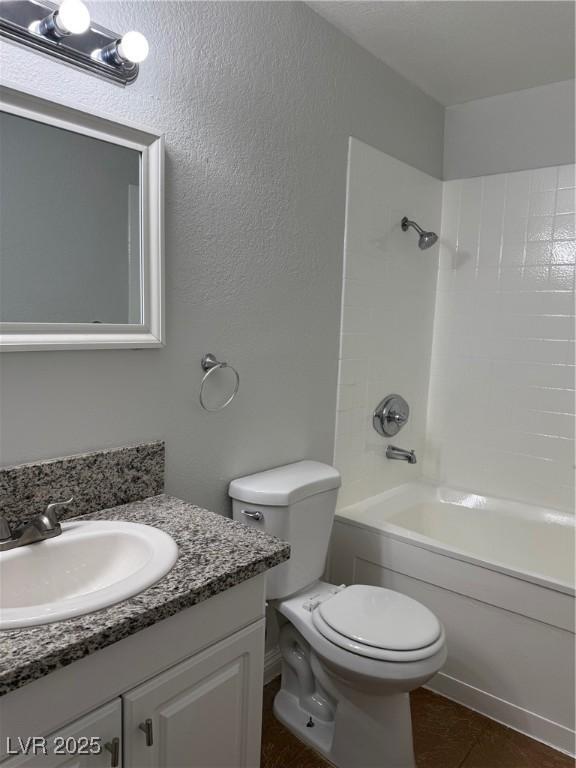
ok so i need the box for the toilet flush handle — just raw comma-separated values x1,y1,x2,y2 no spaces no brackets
241,509,263,522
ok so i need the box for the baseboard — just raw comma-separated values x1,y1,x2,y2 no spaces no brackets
427,671,575,758
264,646,282,685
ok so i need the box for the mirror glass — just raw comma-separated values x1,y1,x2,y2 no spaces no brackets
0,112,142,324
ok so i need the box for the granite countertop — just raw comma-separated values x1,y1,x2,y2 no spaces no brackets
0,494,290,696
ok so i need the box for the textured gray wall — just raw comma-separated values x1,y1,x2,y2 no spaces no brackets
0,2,444,515
444,80,576,179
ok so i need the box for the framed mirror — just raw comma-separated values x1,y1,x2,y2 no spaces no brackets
0,85,164,350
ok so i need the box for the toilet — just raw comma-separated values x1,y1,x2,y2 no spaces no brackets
229,460,447,768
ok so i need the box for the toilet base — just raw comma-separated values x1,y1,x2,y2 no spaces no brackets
273,687,335,758
273,680,416,768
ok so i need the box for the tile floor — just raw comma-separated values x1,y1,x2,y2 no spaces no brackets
261,679,573,768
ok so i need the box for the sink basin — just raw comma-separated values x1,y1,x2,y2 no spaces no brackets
0,520,178,630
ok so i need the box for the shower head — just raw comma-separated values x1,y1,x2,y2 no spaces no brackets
418,230,438,250
401,217,438,250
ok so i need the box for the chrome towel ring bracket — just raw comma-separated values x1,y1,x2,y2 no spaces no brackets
199,353,240,412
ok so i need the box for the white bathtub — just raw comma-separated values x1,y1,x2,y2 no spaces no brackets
329,481,575,755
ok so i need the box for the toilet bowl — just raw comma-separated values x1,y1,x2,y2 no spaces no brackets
229,461,447,768
272,581,446,767
280,582,446,690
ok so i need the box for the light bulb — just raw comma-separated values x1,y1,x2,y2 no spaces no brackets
56,0,90,34
117,31,149,63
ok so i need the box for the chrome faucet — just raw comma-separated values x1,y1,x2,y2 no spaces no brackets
0,497,74,552
386,445,417,464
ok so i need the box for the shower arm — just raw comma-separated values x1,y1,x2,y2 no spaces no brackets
401,217,424,235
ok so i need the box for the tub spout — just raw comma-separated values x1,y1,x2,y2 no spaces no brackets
386,445,417,464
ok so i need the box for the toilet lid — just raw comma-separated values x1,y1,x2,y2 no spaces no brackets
317,585,441,651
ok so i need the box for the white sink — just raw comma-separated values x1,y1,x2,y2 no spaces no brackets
0,520,178,630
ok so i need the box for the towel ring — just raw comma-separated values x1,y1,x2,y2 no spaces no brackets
199,353,240,412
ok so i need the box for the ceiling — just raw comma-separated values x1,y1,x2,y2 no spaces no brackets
307,1,575,106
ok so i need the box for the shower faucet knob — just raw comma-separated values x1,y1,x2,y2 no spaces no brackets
389,410,407,425
373,394,410,437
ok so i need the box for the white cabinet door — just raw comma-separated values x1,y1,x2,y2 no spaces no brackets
2,700,122,768
123,621,264,768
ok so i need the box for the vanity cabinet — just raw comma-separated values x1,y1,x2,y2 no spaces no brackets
2,701,122,768
123,623,262,768
1,579,268,768
3,623,262,768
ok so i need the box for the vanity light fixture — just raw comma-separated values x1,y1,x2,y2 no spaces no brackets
0,0,148,85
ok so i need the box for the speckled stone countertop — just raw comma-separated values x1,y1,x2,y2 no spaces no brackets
0,495,290,696
0,442,165,529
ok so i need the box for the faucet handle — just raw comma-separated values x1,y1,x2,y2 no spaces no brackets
44,496,75,528
0,516,12,542
389,409,408,426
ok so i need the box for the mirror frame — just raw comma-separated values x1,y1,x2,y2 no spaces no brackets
0,84,164,351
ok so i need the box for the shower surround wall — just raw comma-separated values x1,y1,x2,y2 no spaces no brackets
334,139,442,508
426,165,576,512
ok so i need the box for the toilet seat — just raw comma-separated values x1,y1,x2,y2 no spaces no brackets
312,585,445,663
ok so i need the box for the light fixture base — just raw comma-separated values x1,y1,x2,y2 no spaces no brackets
0,0,140,86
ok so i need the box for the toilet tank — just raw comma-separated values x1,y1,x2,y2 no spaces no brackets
229,461,341,599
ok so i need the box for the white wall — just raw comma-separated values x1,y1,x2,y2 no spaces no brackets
425,165,576,513
0,2,444,515
334,138,442,508
444,81,576,180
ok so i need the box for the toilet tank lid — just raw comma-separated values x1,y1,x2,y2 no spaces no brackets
228,461,341,506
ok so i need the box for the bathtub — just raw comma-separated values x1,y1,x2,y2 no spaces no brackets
329,481,575,755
